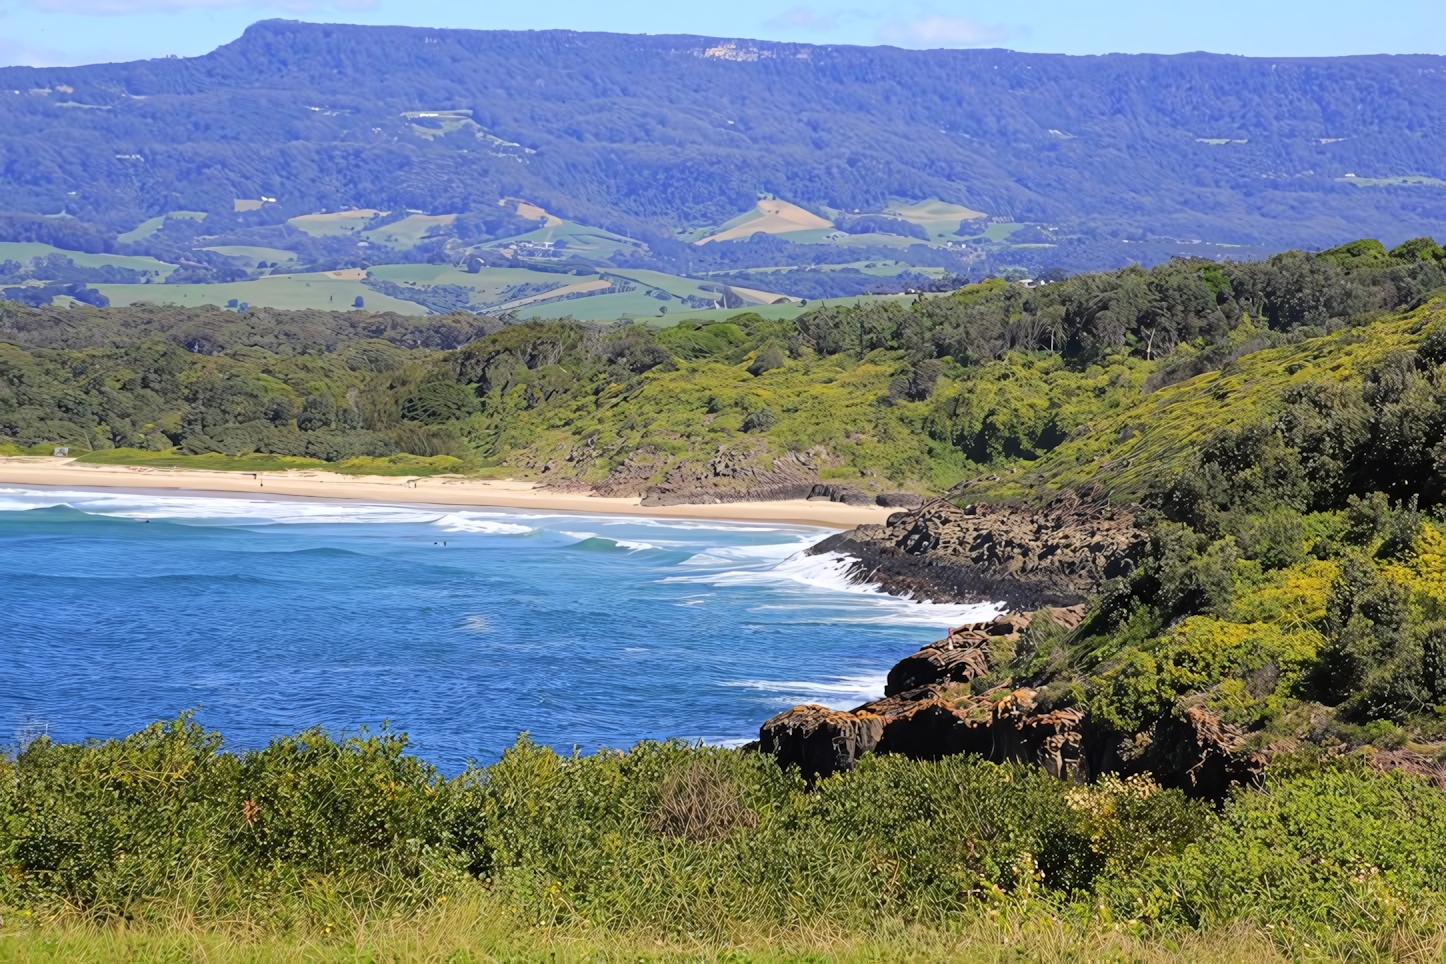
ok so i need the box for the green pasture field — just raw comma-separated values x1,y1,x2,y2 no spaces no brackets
401,108,477,139
712,205,765,233
769,227,835,244
94,272,426,315
369,263,555,308
286,210,386,237
603,267,729,299
368,263,780,318
83,267,907,321
708,260,945,278
754,229,951,250
366,263,487,285
0,242,177,277
201,245,299,264
884,197,988,238
116,210,206,244
514,288,683,322
361,213,456,248
953,222,1029,243
484,219,646,259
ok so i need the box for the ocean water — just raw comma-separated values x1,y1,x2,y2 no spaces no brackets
0,486,1000,770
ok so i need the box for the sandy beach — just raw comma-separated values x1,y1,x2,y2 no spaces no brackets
0,457,896,528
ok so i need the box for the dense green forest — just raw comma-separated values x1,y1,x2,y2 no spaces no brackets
3,236,1443,490
9,238,1446,957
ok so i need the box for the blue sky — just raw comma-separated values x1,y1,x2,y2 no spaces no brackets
1,0,1442,68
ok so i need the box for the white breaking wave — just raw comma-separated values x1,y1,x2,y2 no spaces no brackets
665,549,1004,628
431,513,532,534
612,539,658,551
722,673,890,710
0,488,538,533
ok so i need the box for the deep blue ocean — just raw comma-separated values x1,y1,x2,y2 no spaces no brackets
0,486,998,770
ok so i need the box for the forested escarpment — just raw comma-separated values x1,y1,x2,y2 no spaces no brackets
2,20,1446,273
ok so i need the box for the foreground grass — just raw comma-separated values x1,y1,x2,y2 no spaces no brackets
0,893,1303,964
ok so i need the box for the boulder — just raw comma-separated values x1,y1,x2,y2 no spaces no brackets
807,483,874,506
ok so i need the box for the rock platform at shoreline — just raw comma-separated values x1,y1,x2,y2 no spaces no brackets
807,490,1148,611
757,606,1266,799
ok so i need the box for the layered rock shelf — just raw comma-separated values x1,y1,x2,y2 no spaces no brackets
808,491,1148,610
759,607,1265,799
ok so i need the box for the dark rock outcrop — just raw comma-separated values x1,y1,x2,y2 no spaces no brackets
639,447,820,506
806,483,874,506
759,607,1265,799
809,491,1147,610
875,492,923,508
883,606,1084,695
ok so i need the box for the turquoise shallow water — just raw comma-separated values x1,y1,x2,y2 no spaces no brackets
0,486,999,770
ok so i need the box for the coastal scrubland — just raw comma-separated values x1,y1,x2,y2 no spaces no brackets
10,237,1446,957
3,236,1442,496
4,719,1446,961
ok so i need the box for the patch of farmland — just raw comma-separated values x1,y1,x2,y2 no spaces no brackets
93,272,426,315
0,242,177,277
201,245,298,265
360,213,457,248
601,268,720,300
117,211,207,244
487,219,644,260
499,198,562,227
486,277,616,313
287,209,387,237
883,198,987,238
695,199,832,244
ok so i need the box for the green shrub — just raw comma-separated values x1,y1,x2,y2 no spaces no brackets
1096,762,1446,950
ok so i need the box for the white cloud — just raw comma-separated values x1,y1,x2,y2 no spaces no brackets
876,14,1013,48
767,6,839,31
19,0,373,14
0,35,86,66
765,5,880,34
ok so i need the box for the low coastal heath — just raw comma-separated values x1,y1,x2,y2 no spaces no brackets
0,487,998,769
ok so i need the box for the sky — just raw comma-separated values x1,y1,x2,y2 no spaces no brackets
1,0,1443,68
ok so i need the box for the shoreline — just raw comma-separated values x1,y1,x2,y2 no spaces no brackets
0,457,895,528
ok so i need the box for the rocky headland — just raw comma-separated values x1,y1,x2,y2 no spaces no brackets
752,493,1270,798
808,490,1147,611
758,606,1265,800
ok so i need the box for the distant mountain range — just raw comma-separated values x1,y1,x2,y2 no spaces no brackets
1,20,1444,278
